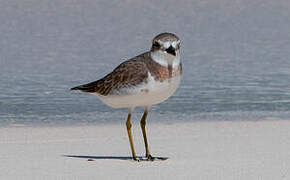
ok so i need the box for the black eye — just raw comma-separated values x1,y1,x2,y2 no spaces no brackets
153,41,160,48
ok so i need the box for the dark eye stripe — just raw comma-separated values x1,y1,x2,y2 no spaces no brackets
153,41,160,48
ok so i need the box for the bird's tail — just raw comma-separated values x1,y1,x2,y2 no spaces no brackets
71,86,81,91
70,81,99,93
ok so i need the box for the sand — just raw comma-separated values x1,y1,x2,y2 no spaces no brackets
1,120,290,180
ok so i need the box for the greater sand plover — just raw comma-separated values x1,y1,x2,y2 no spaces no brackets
71,33,182,161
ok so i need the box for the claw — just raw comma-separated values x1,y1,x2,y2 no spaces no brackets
146,154,155,161
133,157,140,162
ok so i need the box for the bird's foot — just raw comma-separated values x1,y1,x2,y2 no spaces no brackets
132,156,153,162
132,157,141,162
144,155,168,161
145,154,155,161
132,155,168,162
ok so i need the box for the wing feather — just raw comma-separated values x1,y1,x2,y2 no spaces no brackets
71,54,149,96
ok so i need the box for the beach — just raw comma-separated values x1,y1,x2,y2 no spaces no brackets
1,0,290,179
1,119,290,180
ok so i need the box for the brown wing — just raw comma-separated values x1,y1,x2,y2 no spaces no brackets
71,54,149,96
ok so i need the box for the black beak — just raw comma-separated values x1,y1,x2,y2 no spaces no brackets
166,46,176,56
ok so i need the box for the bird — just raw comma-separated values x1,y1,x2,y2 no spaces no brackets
71,32,182,161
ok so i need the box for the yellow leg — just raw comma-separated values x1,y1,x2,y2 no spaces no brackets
126,112,137,160
140,108,154,160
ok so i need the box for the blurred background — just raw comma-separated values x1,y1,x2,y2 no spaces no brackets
1,0,290,126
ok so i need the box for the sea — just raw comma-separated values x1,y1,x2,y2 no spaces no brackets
1,0,290,126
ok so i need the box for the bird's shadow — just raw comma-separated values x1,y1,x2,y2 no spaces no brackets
63,155,133,161
63,155,168,161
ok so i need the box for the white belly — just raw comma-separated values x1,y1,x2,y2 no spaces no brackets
96,73,181,109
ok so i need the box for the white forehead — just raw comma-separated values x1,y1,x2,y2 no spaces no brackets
157,39,180,48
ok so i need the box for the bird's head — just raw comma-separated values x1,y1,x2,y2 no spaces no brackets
150,33,180,67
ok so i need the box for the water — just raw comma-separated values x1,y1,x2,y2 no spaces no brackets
1,0,290,126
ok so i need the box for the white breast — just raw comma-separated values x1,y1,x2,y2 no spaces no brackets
96,72,181,109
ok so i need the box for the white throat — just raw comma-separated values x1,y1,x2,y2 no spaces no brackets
150,50,180,68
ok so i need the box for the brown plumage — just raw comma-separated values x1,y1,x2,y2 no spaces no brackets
71,54,148,96
71,52,182,96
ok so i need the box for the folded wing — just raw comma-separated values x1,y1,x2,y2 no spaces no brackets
71,56,149,96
